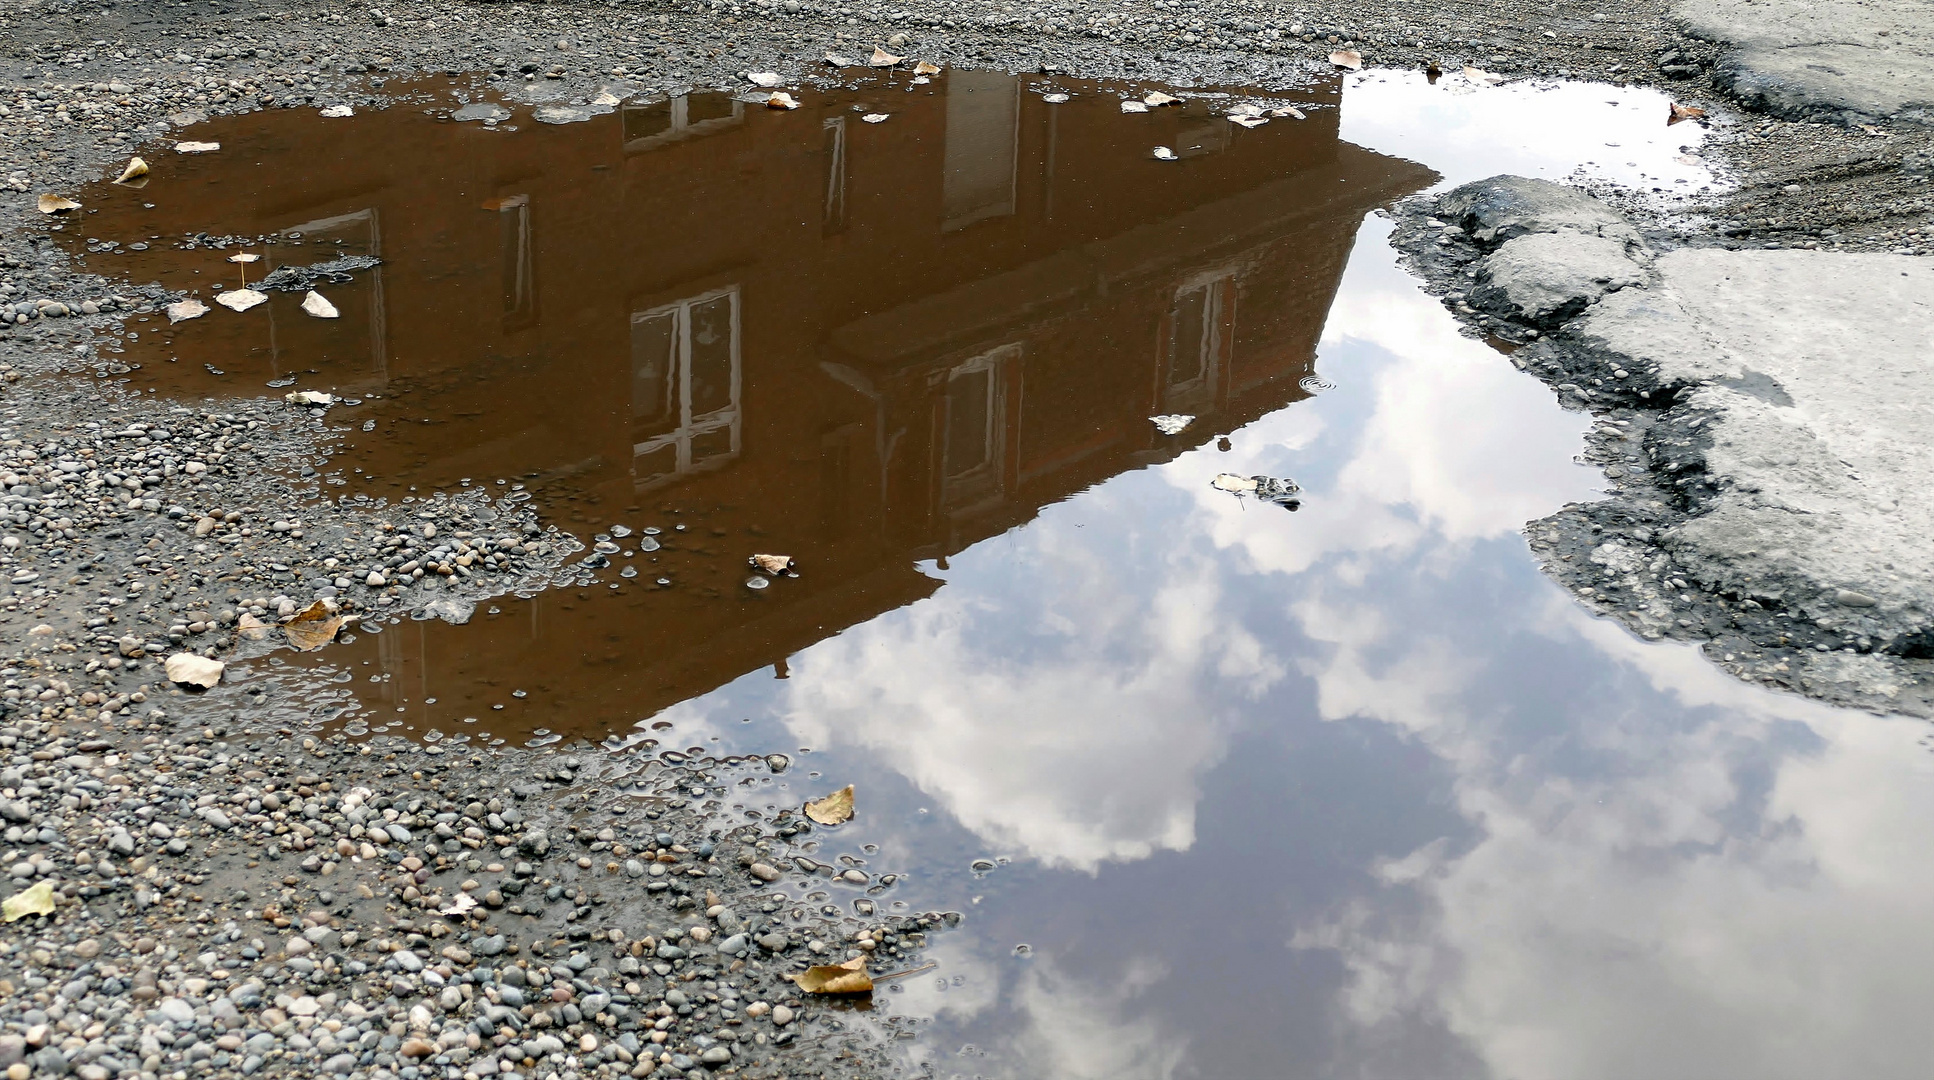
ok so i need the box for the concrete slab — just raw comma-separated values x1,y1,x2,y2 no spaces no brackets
1677,0,1934,124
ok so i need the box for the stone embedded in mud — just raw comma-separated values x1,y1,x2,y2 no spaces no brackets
1472,231,1646,324
1438,174,1643,249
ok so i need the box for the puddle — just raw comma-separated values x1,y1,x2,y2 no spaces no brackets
60,71,1934,1079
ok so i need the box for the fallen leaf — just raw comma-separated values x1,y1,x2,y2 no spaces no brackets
1212,473,1259,493
750,553,798,577
226,253,260,264
591,91,622,106
804,784,854,825
283,600,345,652
862,113,889,124
320,104,354,118
748,71,785,88
790,955,872,995
1143,91,1179,106
1668,102,1707,125
1231,116,1268,129
1151,146,1177,161
285,390,336,406
2,881,54,922
1330,49,1363,69
36,194,80,214
113,157,149,184
1269,106,1306,120
174,140,220,153
1120,100,1149,114
1213,473,1301,506
1150,414,1194,435
236,613,272,640
766,92,801,110
215,288,267,312
1227,103,1263,118
1462,66,1502,85
824,52,854,67
1043,93,1070,104
914,60,942,75
164,653,224,689
439,893,478,916
868,46,903,67
165,299,209,323
301,290,339,318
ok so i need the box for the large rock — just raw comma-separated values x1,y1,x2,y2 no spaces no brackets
1472,231,1647,324
1677,0,1934,124
1438,175,1643,249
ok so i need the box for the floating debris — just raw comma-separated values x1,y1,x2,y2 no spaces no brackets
1150,414,1194,436
36,194,79,214
862,113,889,124
301,290,339,318
285,390,336,406
914,60,942,75
256,254,382,292
1212,473,1301,508
1143,91,1179,107
283,600,346,651
767,92,801,110
214,288,267,312
164,652,224,688
869,47,904,67
1152,146,1178,161
174,140,220,153
804,784,855,825
750,553,799,577
1121,100,1149,114
166,298,208,323
1330,49,1363,70
452,101,512,123
320,104,354,118
112,157,149,185
1043,93,1071,104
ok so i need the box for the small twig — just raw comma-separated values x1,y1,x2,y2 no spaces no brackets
872,961,937,982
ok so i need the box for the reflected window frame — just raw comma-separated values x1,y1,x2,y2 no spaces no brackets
631,285,744,493
622,92,746,153
939,342,1018,513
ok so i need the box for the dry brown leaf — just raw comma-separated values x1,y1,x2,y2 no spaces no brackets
1668,102,1707,125
914,60,942,75
804,784,854,825
236,612,272,641
283,600,345,651
789,955,872,995
868,46,903,67
113,157,149,185
766,92,801,110
1329,49,1363,70
215,288,267,312
36,194,80,215
749,553,797,577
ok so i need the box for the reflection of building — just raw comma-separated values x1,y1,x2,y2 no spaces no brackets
76,74,1435,734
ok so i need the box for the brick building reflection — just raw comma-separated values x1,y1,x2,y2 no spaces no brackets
77,73,1436,736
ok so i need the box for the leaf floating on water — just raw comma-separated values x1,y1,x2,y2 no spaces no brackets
1043,93,1070,104
1120,100,1149,114
1213,473,1301,507
862,113,889,124
165,299,209,323
1668,102,1707,125
283,600,346,652
215,288,267,312
1150,414,1194,436
750,553,798,577
868,46,903,67
1462,66,1503,85
226,253,260,264
1151,146,1177,161
113,157,149,185
285,390,336,406
301,290,339,318
174,141,220,153
1230,116,1268,129
2,880,54,922
36,194,80,214
1143,91,1179,107
1329,49,1363,69
319,104,354,118
1227,103,1264,118
747,71,785,88
766,92,801,110
1211,473,1259,494
790,955,872,995
1269,106,1306,120
804,784,854,825
914,60,942,75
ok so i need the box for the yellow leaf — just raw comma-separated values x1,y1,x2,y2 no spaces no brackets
789,955,872,995
1329,49,1363,70
868,47,903,67
804,784,854,825
113,157,149,185
913,60,942,75
36,194,80,214
2,880,54,922
283,600,345,652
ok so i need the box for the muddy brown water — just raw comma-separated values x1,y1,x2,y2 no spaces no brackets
62,70,1934,1079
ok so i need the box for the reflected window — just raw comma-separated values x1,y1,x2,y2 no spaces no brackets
623,92,745,152
483,195,536,329
941,343,1016,510
279,208,388,385
1162,274,1230,413
631,287,742,491
942,71,1020,231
